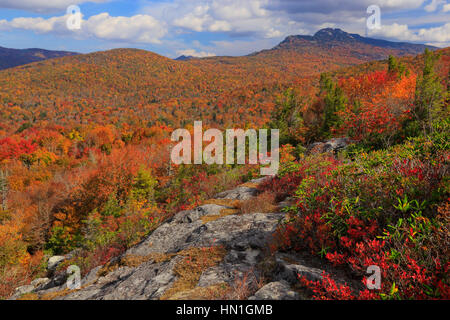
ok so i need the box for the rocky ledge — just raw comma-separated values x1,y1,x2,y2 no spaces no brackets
12,174,357,300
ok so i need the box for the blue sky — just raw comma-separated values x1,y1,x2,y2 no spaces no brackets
0,0,449,57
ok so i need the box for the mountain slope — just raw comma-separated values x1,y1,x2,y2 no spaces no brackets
175,55,195,61
0,29,445,134
271,28,435,57
187,28,438,81
1,40,448,300
0,46,78,70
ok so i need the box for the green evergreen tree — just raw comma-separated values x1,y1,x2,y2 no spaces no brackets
388,55,409,78
268,88,304,145
131,167,157,203
413,49,443,134
101,194,122,218
320,73,347,137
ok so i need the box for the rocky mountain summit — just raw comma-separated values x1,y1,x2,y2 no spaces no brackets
12,139,358,300
275,28,435,55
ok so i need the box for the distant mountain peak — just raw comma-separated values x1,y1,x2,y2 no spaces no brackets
273,28,436,57
175,55,195,61
313,28,356,41
0,46,78,70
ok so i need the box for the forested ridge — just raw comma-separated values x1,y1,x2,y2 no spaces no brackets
0,30,448,299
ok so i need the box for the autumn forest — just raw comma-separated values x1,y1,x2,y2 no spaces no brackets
0,26,449,300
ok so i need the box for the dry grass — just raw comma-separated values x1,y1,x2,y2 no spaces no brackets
39,288,77,300
199,270,266,300
168,283,230,300
25,181,272,301
97,246,228,300
202,198,241,208
200,208,240,224
161,248,265,300
97,252,175,277
161,246,227,300
227,270,265,300
238,191,278,214
239,182,260,189
17,280,98,300
30,246,226,300
17,293,39,300
201,191,278,224
38,280,100,300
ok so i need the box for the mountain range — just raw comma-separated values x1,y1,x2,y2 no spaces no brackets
273,28,434,55
0,28,446,133
0,46,78,70
0,26,449,301
0,28,437,71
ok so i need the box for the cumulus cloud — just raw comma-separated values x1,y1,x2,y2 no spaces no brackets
0,0,109,13
209,38,281,56
144,0,445,45
0,15,70,34
145,0,301,39
1,0,449,56
416,22,450,43
176,49,216,57
368,22,450,47
424,0,446,12
267,0,426,14
261,0,445,36
85,13,167,43
0,12,167,44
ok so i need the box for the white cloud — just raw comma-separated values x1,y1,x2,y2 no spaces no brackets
172,4,210,32
0,12,167,44
0,15,68,33
1,0,449,57
208,20,231,32
424,0,445,12
268,0,427,14
85,13,167,43
210,0,268,20
368,22,450,47
0,0,109,13
377,0,427,9
417,22,450,43
209,38,280,56
370,23,414,40
426,41,450,47
145,0,294,39
176,49,216,57
143,0,445,45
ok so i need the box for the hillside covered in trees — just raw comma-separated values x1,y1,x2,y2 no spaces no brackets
0,29,448,299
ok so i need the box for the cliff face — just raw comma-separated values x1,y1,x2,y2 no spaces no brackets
13,165,357,300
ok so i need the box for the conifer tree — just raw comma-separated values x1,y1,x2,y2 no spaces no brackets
320,73,347,137
413,49,443,134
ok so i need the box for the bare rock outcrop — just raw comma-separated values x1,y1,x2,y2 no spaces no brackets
308,137,352,155
13,176,356,300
